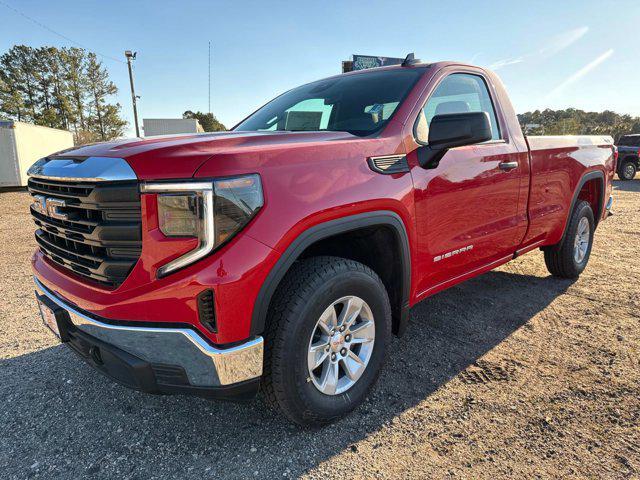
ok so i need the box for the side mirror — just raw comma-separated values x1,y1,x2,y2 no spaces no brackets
416,111,492,168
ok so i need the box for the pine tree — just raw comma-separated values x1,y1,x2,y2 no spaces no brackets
34,47,58,128
7,46,39,121
85,52,126,140
44,47,73,130
0,72,25,121
61,47,88,133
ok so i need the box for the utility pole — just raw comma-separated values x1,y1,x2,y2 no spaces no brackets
125,50,140,137
208,42,211,114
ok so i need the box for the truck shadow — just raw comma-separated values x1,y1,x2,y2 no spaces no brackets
1,269,574,478
613,178,640,192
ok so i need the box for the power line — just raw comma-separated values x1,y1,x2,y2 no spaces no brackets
0,0,125,64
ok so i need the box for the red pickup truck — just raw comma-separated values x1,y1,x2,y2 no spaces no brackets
29,61,616,425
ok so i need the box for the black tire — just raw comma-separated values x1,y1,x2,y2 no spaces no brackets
618,160,637,181
544,200,595,279
261,256,391,426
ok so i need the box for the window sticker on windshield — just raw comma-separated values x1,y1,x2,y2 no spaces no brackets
367,104,384,114
285,111,323,131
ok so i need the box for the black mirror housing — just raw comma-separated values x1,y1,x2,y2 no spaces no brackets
417,111,493,168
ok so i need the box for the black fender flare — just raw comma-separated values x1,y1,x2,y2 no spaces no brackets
250,210,412,337
559,170,605,246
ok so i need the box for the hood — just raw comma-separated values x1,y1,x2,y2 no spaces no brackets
53,131,360,180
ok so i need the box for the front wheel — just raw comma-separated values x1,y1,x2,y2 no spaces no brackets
544,200,595,279
261,256,391,426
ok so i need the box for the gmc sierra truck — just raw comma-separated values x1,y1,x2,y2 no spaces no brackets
29,60,616,426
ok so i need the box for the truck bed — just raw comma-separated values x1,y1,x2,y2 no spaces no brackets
523,135,615,246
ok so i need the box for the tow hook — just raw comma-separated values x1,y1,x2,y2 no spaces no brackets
89,346,103,365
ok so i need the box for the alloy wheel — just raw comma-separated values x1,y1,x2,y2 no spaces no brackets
306,295,375,395
574,216,590,263
624,163,635,179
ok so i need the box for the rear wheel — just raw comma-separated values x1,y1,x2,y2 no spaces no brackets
261,256,391,426
618,160,637,180
544,200,595,279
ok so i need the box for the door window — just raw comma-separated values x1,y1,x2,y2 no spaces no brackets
417,73,501,142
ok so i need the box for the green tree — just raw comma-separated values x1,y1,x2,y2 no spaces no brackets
183,110,226,132
518,108,640,141
61,47,88,132
3,45,39,121
0,75,25,121
44,47,74,130
85,53,127,140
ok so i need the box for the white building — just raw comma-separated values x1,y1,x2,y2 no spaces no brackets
142,118,204,137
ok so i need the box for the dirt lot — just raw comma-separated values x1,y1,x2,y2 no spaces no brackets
0,180,638,480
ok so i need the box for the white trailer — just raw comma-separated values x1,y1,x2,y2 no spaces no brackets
142,118,204,137
0,120,74,187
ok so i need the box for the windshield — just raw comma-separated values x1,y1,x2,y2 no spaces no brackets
234,68,425,137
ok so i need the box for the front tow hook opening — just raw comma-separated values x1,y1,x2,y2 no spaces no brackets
89,346,103,365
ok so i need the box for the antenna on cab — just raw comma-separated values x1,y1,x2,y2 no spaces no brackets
401,52,420,66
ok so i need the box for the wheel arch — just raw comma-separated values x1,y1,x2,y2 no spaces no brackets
559,170,605,246
250,211,412,338
620,154,639,166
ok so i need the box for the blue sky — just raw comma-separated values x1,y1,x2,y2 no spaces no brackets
2,0,639,136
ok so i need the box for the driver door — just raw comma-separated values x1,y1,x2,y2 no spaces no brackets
409,72,527,297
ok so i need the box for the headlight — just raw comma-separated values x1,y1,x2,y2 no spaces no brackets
213,175,263,245
157,193,199,237
141,174,263,277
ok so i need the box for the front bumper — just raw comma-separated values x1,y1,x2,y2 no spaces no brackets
35,277,263,401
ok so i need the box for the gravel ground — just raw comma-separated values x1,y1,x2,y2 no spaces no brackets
1,180,639,479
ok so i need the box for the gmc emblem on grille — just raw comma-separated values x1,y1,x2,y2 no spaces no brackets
32,195,68,221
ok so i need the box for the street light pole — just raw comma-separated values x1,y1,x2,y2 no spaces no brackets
125,50,140,137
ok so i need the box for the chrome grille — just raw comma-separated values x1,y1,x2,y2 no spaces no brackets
28,177,142,287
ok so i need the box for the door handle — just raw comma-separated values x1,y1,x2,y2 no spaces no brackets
499,161,518,171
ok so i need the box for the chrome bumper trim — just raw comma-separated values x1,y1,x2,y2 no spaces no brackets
34,277,263,387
